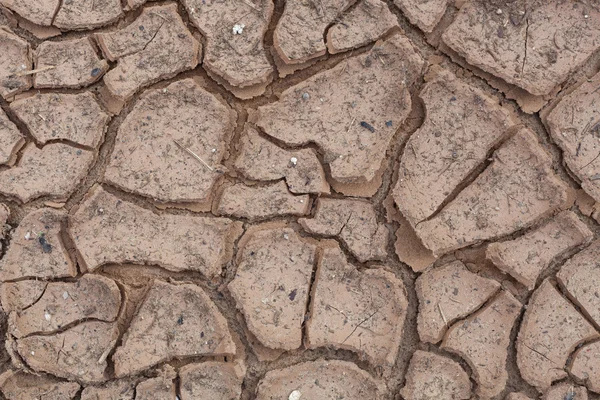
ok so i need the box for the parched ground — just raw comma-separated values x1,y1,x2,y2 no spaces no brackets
1,0,600,399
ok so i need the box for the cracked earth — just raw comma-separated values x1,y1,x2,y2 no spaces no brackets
1,0,600,399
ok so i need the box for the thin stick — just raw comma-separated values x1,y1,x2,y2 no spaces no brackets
173,139,214,171
16,66,55,76
438,303,447,326
346,117,356,133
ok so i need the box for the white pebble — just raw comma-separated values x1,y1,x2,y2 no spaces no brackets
585,14,589,19
31,351,35,355
44,312,51,321
290,157,298,166
283,233,289,240
289,390,302,400
496,8,502,14
63,291,69,300
232,23,245,34
24,231,31,240
212,148,217,153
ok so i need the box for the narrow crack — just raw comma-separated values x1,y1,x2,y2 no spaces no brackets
521,17,530,75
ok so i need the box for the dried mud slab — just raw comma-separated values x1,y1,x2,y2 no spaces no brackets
0,369,80,400
255,359,382,399
517,279,600,391
273,0,352,66
487,210,593,290
442,1,600,98
0,107,24,166
399,350,472,400
113,280,236,377
306,243,407,367
544,72,600,202
96,4,201,101
557,240,600,327
215,181,309,220
54,0,122,30
179,362,244,400
70,186,242,278
442,291,521,398
34,38,108,89
394,211,437,272
393,0,447,32
326,0,399,54
416,128,572,256
299,198,388,262
253,33,423,196
0,27,31,99
183,0,274,99
506,394,534,400
0,280,46,312
234,126,329,194
11,92,109,148
17,321,119,384
393,67,515,226
0,208,76,281
0,143,94,203
571,341,600,393
104,79,234,207
543,383,588,400
6,275,121,338
229,225,316,351
135,375,176,400
80,378,137,400
416,260,500,344
0,0,57,26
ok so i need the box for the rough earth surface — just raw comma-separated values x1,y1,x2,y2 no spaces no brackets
2,1,600,399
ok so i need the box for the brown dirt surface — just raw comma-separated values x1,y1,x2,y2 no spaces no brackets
0,106,24,166
33,37,108,89
70,186,242,277
517,279,600,392
487,210,593,290
11,92,109,148
399,350,471,400
416,260,500,344
4,1,600,399
299,198,388,262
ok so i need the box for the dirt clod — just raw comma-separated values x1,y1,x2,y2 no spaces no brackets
0,106,24,166
179,362,244,400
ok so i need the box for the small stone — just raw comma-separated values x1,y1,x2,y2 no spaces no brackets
302,92,310,101
496,8,503,14
289,390,302,400
232,23,245,35
290,156,298,166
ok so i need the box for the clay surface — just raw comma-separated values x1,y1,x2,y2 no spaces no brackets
0,369,80,400
229,225,315,350
399,350,472,400
306,243,407,367
215,181,310,220
557,240,600,327
0,0,58,26
112,280,236,377
545,71,600,203
70,186,242,277
34,38,108,89
543,383,588,400
179,362,244,400
299,198,388,262
487,210,593,289
517,279,599,391
11,92,109,148
394,67,514,226
0,143,94,202
96,4,200,101
327,0,399,54
0,106,24,166
104,79,235,206
570,340,600,393
53,0,122,30
416,128,571,256
183,0,274,98
255,359,382,399
416,260,500,344
442,0,600,97
394,0,447,32
394,212,437,272
234,126,329,194
0,27,31,99
442,290,522,399
253,33,423,196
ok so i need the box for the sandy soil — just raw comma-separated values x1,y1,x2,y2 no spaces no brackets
0,0,600,399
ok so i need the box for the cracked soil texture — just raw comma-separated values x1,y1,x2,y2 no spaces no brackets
1,0,600,399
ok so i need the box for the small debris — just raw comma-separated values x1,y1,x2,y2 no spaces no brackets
232,23,245,34
289,390,302,400
496,8,503,15
38,233,52,253
177,315,184,325
385,120,393,127
91,68,102,77
44,312,51,321
360,121,375,132
290,157,298,166
24,231,32,240
63,292,69,300
302,92,310,101
288,289,297,301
